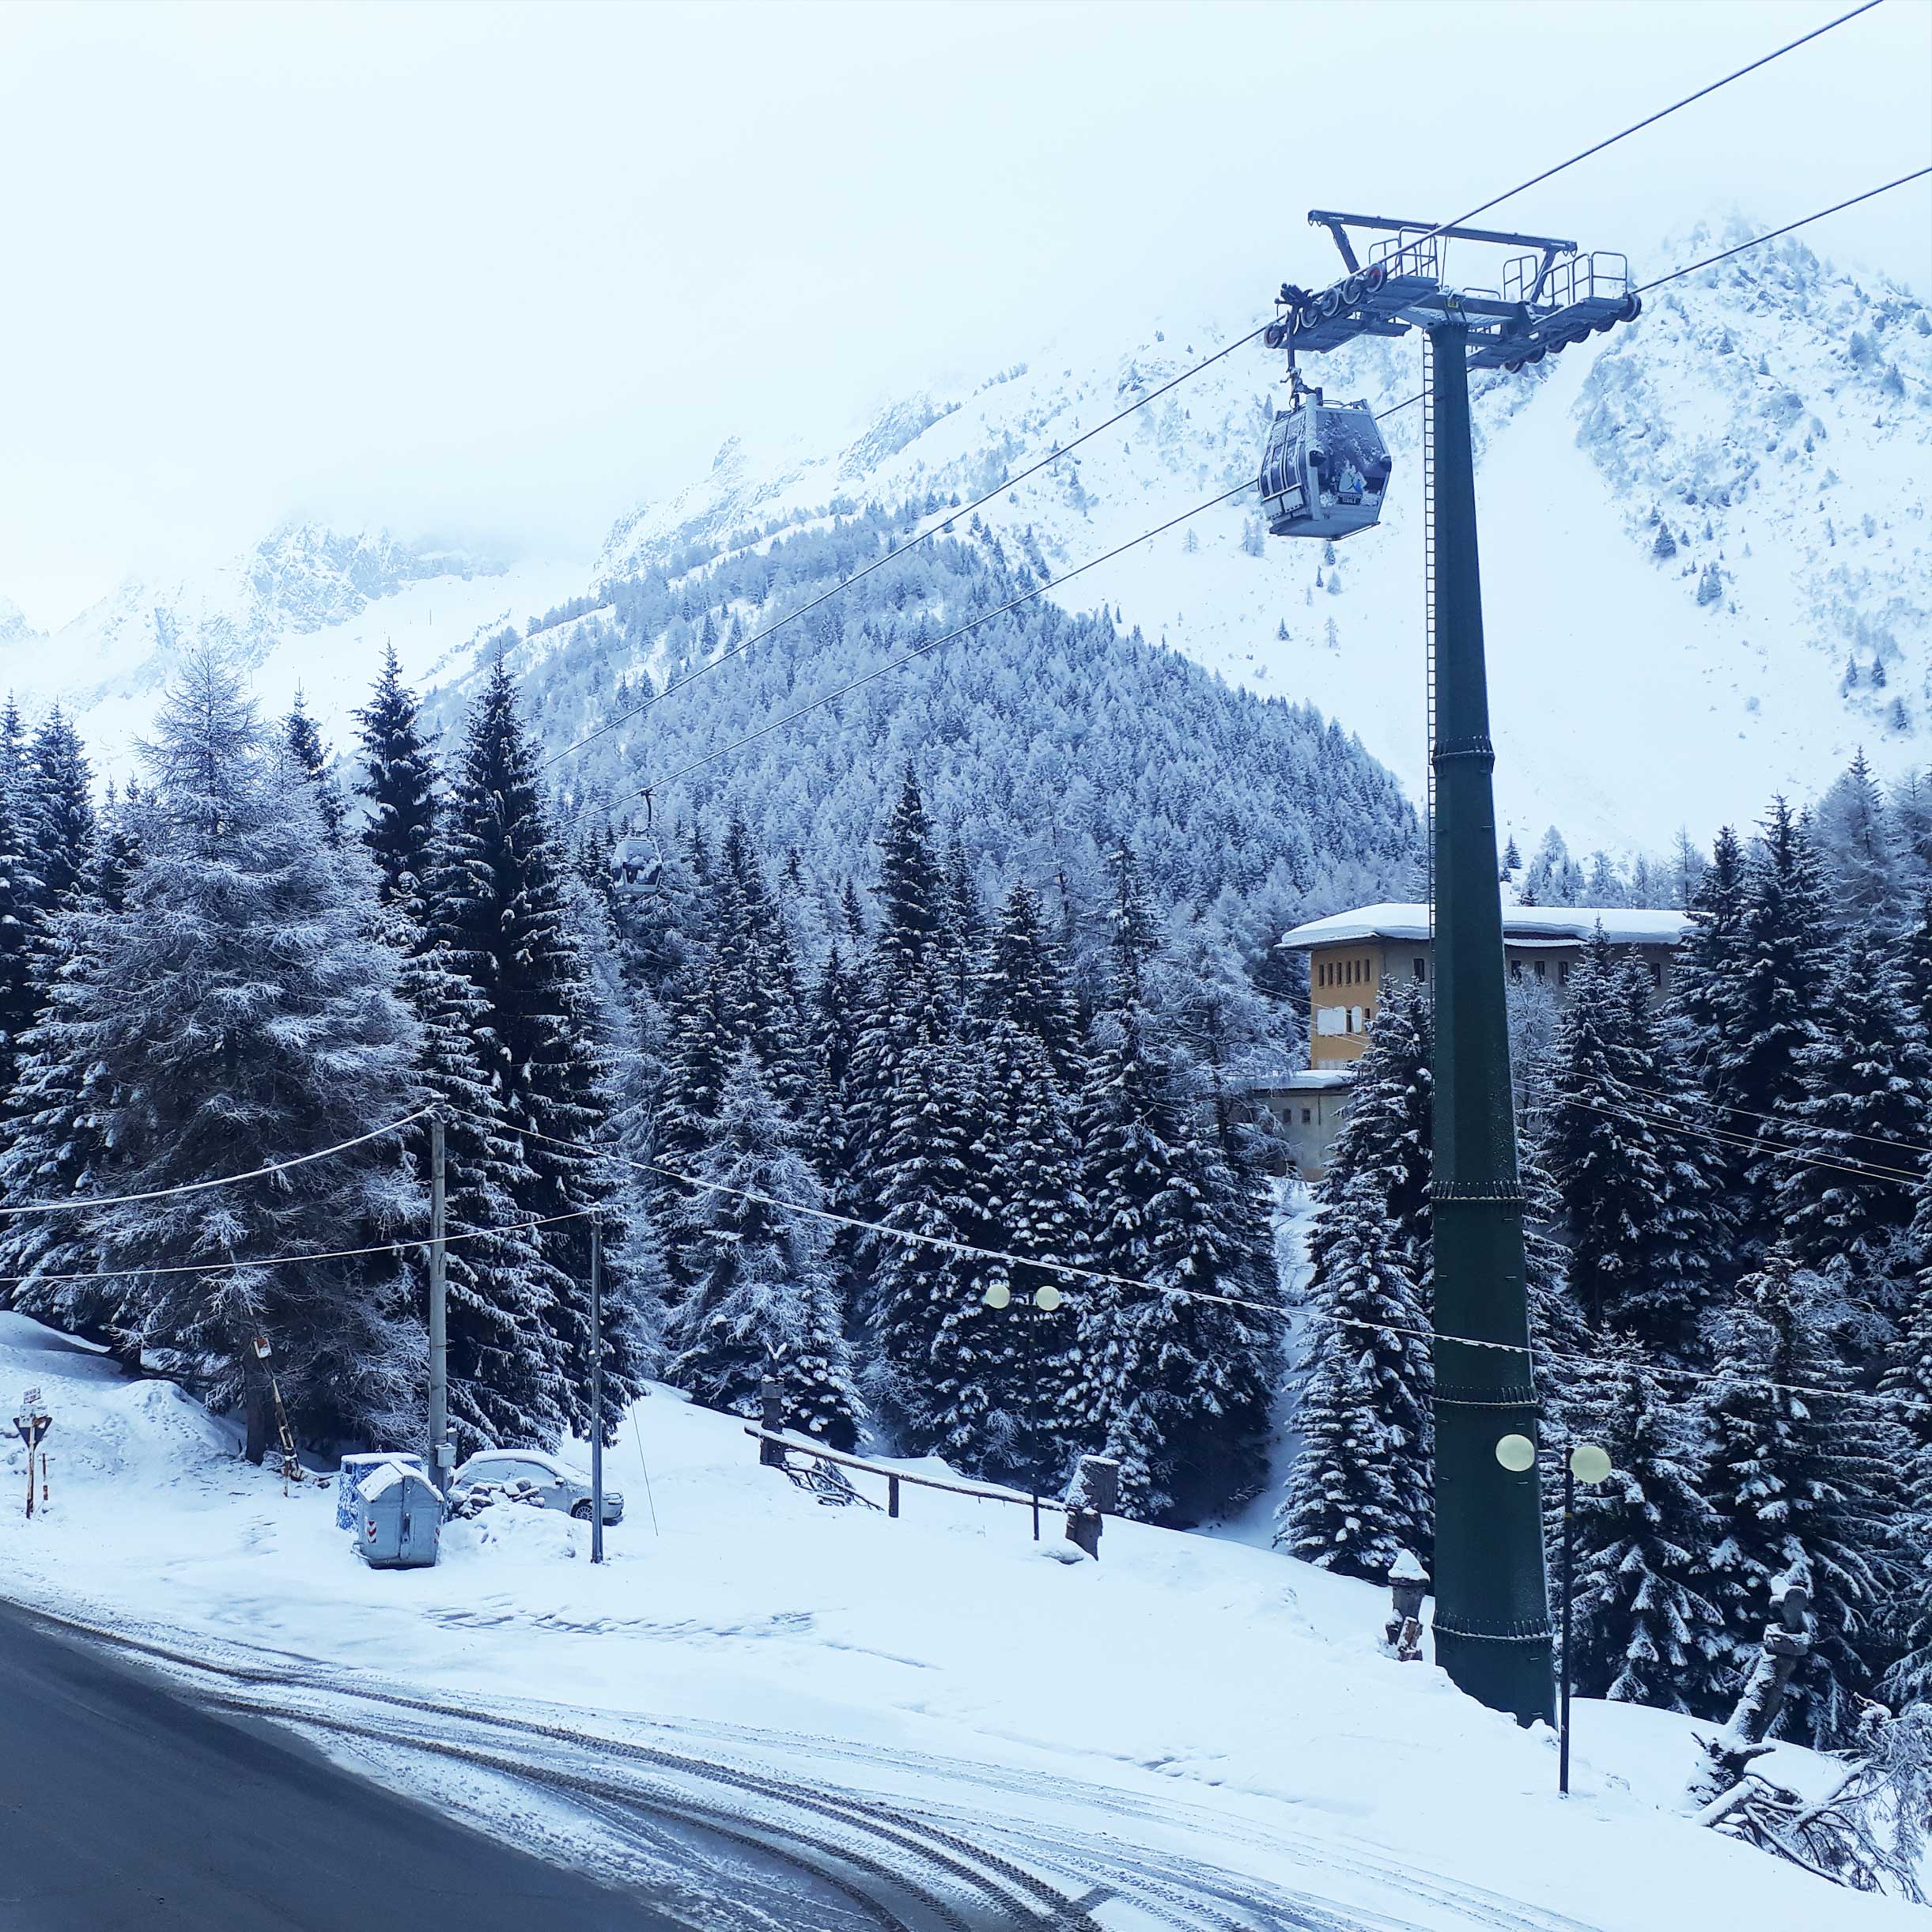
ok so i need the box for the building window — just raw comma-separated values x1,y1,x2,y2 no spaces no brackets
1510,958,1522,982
1413,956,1427,981
1651,961,1663,989
1559,959,1571,987
1301,1107,1312,1125
1535,959,1547,981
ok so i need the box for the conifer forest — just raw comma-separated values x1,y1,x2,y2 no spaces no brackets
6,622,1932,1760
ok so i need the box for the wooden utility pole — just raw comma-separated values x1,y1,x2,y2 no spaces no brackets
426,1115,451,1492
589,1219,604,1565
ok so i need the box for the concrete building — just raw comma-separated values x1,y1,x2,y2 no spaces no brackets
1240,902,1694,1180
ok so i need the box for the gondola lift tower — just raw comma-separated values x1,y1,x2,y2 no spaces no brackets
1262,210,1641,1726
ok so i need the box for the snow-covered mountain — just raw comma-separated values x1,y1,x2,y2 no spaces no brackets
588,221,1930,856
2,524,591,772
4,221,1926,858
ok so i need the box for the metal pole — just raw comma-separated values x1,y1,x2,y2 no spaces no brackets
1426,317,1555,1726
590,1220,605,1566
1027,1305,1041,1542
427,1115,451,1492
1560,1459,1575,1794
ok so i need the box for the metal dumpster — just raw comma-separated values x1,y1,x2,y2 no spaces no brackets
336,1452,428,1530
354,1463,444,1569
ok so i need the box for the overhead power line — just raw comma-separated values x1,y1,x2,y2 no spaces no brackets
444,1105,1932,1423
1370,161,1932,425
0,1109,434,1218
1369,0,1889,280
1632,164,1932,293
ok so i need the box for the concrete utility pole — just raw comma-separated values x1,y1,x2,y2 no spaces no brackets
1426,320,1553,1726
426,1115,452,1492
589,1219,604,1565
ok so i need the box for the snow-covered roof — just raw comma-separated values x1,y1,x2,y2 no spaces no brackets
1278,902,1693,951
1234,1067,1357,1094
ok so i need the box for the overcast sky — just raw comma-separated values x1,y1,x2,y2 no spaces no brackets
1,0,1926,630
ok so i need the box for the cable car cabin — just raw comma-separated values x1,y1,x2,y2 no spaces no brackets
1260,396,1391,541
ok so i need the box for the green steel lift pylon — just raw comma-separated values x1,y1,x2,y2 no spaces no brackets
1262,214,1641,1725
1423,317,1552,1726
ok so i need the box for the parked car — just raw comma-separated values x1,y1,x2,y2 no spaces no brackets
449,1448,623,1525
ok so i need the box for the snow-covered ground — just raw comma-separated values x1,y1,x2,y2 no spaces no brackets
0,1311,1911,1930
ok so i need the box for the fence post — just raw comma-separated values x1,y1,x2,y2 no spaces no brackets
758,1378,786,1469
887,1473,901,1519
1064,1454,1117,1560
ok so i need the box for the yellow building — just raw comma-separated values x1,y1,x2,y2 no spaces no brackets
1239,902,1693,1178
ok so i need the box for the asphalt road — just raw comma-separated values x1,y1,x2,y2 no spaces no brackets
0,1600,680,1932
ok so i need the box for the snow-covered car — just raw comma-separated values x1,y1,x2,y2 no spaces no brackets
449,1448,623,1525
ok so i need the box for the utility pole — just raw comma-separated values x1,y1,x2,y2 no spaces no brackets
426,1115,452,1493
589,1219,604,1565
1426,318,1552,1726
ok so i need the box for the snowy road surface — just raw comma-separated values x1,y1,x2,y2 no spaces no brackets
2,1600,1610,1932
0,1598,655,1930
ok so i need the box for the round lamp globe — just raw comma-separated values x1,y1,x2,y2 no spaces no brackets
1495,1432,1537,1473
1570,1442,1613,1484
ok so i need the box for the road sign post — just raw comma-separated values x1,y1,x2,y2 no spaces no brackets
13,1389,52,1520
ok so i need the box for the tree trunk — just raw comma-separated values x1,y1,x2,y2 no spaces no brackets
243,1376,269,1466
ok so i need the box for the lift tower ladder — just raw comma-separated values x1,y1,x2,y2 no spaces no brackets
1263,207,1643,1727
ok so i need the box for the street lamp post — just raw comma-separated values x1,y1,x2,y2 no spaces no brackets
1495,1430,1612,1794
983,1280,1063,1539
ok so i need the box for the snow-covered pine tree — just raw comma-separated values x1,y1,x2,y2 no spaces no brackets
1609,952,1730,1355
54,652,425,1454
1899,891,1932,1039
0,747,43,1102
1701,1247,1907,1745
982,879,1085,1091
423,661,641,1439
354,643,440,920
1548,932,1667,1332
1775,928,1930,1284
1072,846,1280,1524
1668,822,1745,1078
26,709,95,914
669,1047,859,1447
0,828,128,1338
1280,1166,1432,1579
1307,976,1433,1287
284,689,347,846
1881,1241,1932,1707
1563,1341,1729,1715
868,980,989,1448
1707,800,1831,1233
397,945,569,1449
714,815,814,1116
